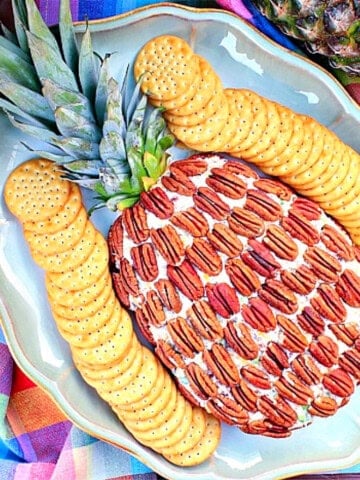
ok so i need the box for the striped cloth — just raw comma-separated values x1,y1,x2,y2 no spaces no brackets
0,1,359,479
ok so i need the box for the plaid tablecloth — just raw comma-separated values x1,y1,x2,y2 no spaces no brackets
1,1,360,479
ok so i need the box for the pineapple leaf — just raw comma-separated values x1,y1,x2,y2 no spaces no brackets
11,0,29,52
60,158,105,174
0,97,48,126
26,30,78,92
144,109,166,155
7,113,63,143
143,151,164,179
99,131,127,171
127,147,148,191
78,25,99,103
104,78,126,138
59,0,79,74
0,35,30,62
0,80,55,123
54,106,101,142
21,142,74,163
0,21,18,44
115,196,139,210
95,54,111,126
0,43,40,91
25,0,59,52
52,136,100,160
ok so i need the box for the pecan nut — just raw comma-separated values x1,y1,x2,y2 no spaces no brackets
291,353,322,385
290,197,322,221
275,371,314,405
297,306,325,337
322,367,354,398
225,258,261,296
309,396,338,417
258,396,297,428
130,243,159,282
329,322,360,346
253,178,292,201
263,224,298,261
223,160,258,179
309,334,339,367
112,272,130,308
339,348,360,379
170,207,209,237
261,341,289,376
245,189,283,222
321,224,354,261
168,317,204,357
108,216,123,264
206,282,240,318
161,168,196,196
310,284,346,323
122,203,149,244
203,343,240,386
207,223,243,257
140,290,166,327
118,257,140,298
155,339,186,370
134,309,155,344
241,239,281,278
154,278,182,313
185,362,218,400
336,269,360,307
140,186,174,219
277,314,308,352
150,225,185,265
206,167,247,199
167,259,204,301
241,297,276,332
280,265,317,295
193,186,230,220
170,155,208,176
281,209,320,246
258,279,298,314
207,395,249,426
187,300,223,341
186,238,222,275
304,246,342,283
231,380,258,413
224,321,259,360
228,207,265,238
241,364,272,389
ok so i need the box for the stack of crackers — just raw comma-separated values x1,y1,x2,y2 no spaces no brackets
3,158,221,466
134,35,360,245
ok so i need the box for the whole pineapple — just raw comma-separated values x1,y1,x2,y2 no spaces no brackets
250,0,360,75
0,0,173,212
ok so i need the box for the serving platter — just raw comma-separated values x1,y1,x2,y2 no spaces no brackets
1,4,360,479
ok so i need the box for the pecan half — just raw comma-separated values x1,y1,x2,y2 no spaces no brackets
245,189,283,222
291,353,322,385
140,290,166,327
241,365,272,389
322,367,354,398
280,265,317,295
277,314,308,352
161,169,196,196
108,216,123,264
122,203,149,244
187,300,223,341
186,238,222,275
207,223,243,257
185,362,218,400
231,380,258,412
225,258,261,296
130,243,158,282
207,395,249,426
223,160,259,179
275,371,314,405
155,278,182,313
339,348,360,379
290,197,322,221
203,344,240,386
155,339,186,370
258,396,297,428
206,167,247,199
258,279,298,314
170,155,208,176
168,317,204,357
309,396,338,417
241,239,281,278
336,269,360,307
134,309,155,344
170,207,209,237
297,306,325,337
241,297,276,332
193,186,230,220
310,284,346,323
281,209,320,246
150,225,185,265
309,334,339,367
329,322,360,346
253,178,292,201
228,207,265,238
118,257,140,297
206,283,240,318
304,246,342,283
167,260,204,301
261,341,289,376
321,224,354,261
224,321,259,360
263,225,298,261
140,186,174,219
112,272,130,308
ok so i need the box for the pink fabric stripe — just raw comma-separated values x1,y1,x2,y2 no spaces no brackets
13,463,55,480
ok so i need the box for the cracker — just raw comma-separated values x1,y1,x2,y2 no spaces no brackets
47,230,109,290
134,35,198,101
22,182,82,234
24,207,89,256
222,88,255,152
4,158,70,222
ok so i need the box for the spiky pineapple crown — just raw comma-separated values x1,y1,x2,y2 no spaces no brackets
0,0,174,211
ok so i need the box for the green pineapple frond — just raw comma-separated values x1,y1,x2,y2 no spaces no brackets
0,0,174,212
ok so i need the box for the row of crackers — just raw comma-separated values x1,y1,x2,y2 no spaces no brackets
134,35,360,244
4,159,221,466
